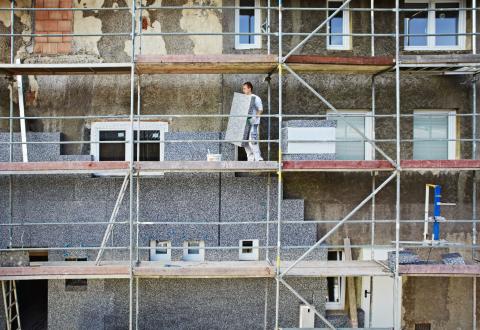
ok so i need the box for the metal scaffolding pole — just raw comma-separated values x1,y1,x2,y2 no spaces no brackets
394,1,402,329
274,1,282,328
129,0,137,328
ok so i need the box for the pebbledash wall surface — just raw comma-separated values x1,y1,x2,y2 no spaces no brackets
0,132,328,329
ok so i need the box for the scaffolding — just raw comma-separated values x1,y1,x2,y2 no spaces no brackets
0,1,480,329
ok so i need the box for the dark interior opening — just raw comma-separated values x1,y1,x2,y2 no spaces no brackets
16,279,48,330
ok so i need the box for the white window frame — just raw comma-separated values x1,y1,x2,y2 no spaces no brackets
326,0,351,50
404,0,466,51
182,240,205,261
149,240,171,261
326,110,374,160
413,110,457,160
326,250,346,310
91,121,168,162
239,239,259,261
235,0,262,49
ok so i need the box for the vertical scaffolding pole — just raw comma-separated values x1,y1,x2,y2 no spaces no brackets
394,0,402,329
371,75,376,259
129,0,137,329
8,0,14,248
473,3,477,328
267,0,271,55
274,1,283,329
370,0,375,56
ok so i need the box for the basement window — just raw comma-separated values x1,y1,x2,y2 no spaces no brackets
91,121,168,162
183,241,205,261
404,0,466,50
413,110,456,160
239,239,259,261
325,250,345,310
327,110,374,160
415,324,432,330
65,257,88,291
327,0,351,50
235,0,261,49
149,240,171,261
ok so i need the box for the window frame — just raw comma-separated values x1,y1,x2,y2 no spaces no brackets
326,250,346,310
413,110,457,160
403,0,466,51
326,0,352,50
149,240,172,261
182,240,205,261
239,239,259,261
91,121,168,162
235,0,262,49
326,110,374,161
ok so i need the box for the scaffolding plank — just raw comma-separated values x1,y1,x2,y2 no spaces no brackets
0,161,129,175
0,264,130,280
0,63,132,75
0,260,389,279
137,161,278,172
282,160,394,172
135,261,273,278
286,55,394,74
136,54,278,74
401,160,480,171
398,264,480,277
399,54,480,74
281,260,390,277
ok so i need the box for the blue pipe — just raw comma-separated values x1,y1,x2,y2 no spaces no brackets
433,185,441,240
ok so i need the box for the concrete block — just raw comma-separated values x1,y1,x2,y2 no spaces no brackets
441,252,465,265
0,251,29,266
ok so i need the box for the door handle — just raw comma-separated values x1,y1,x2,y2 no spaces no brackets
364,289,371,298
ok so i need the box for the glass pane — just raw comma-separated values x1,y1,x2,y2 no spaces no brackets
327,277,340,302
155,241,168,254
188,242,200,254
328,1,344,46
99,130,125,161
329,115,365,160
435,3,459,46
404,3,428,47
133,130,160,161
239,0,255,44
413,113,449,160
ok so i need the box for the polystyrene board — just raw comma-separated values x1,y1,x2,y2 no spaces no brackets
287,127,336,154
225,92,255,147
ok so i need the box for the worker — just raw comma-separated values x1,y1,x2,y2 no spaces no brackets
242,81,263,161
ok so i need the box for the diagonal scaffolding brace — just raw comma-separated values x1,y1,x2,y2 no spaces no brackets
281,170,397,277
283,63,398,169
278,277,335,329
95,173,130,265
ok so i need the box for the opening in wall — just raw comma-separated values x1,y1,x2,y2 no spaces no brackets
325,250,345,310
239,239,259,261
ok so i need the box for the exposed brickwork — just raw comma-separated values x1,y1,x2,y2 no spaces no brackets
34,0,73,55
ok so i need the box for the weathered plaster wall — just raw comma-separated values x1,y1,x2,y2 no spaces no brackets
402,277,474,330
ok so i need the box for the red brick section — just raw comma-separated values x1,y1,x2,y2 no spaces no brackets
34,0,73,55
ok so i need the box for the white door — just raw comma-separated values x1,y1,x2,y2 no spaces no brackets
360,248,399,328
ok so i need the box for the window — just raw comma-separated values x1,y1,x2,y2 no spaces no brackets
327,0,351,50
149,240,171,261
404,0,466,50
413,110,456,160
239,239,259,261
325,250,345,310
235,0,261,49
327,111,374,160
91,121,168,162
183,240,205,261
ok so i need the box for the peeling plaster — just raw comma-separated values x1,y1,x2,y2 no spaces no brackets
0,0,33,58
73,0,104,55
179,0,222,55
124,0,166,57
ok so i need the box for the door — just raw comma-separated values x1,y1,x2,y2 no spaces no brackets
360,248,399,328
